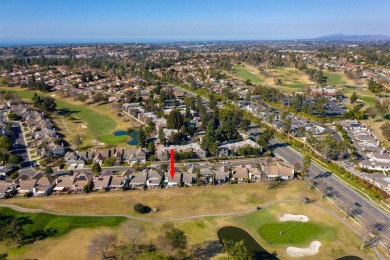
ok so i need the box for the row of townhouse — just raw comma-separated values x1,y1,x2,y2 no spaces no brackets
64,147,149,169
122,103,167,130
339,120,390,171
239,101,328,137
156,139,264,161
10,103,66,157
156,143,207,161
363,173,390,195
218,139,263,157
0,160,295,198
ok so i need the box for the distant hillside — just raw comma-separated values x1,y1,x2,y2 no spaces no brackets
312,34,390,41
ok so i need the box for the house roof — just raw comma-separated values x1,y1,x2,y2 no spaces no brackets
18,178,36,191
165,172,182,183
0,181,14,192
214,170,229,180
182,173,195,183
56,175,74,188
262,162,294,177
187,166,200,174
233,167,248,179
130,172,147,185
93,175,111,188
109,175,127,186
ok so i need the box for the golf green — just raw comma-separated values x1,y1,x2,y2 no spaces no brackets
258,222,322,245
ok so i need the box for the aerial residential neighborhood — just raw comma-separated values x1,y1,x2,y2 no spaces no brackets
0,0,390,259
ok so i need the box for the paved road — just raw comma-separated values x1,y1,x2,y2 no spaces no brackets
270,138,390,250
10,121,31,168
377,73,390,84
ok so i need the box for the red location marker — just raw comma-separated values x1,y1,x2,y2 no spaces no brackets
170,149,175,179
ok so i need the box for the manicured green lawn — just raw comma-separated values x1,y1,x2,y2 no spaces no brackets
0,207,126,241
359,95,376,104
323,72,347,86
1,87,117,137
258,222,322,245
55,99,116,137
285,84,311,91
99,134,128,145
232,64,264,84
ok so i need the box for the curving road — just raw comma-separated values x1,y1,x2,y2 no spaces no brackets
0,199,300,222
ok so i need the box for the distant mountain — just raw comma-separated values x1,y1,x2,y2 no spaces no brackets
312,34,390,41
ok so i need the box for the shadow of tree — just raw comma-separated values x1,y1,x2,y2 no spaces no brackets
188,240,222,259
57,108,81,116
0,214,58,247
20,228,58,245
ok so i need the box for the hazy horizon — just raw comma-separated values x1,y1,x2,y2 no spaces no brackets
1,0,389,44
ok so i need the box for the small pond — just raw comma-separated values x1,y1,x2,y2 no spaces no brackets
335,256,363,260
217,226,278,260
113,130,139,145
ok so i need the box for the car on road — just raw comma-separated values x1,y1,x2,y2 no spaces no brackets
354,202,362,208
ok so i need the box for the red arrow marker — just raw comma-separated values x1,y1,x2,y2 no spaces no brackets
170,149,175,179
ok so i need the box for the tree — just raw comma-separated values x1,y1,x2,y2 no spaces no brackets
138,127,147,148
0,217,24,244
7,111,19,121
145,121,156,136
92,92,105,103
246,90,252,101
381,122,390,142
165,228,187,250
45,166,53,175
32,94,56,113
257,128,274,149
368,78,383,93
134,203,146,214
294,163,301,173
282,116,292,135
159,128,166,146
103,157,116,166
73,134,82,149
118,222,145,259
300,192,309,204
76,94,88,104
209,94,217,109
167,109,184,129
8,154,23,165
221,239,250,259
83,182,94,193
92,162,102,176
0,136,12,151
87,234,117,260
375,99,390,115
147,142,156,155
202,121,218,156
350,93,358,104
302,155,311,179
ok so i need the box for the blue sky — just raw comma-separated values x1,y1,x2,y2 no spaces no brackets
0,0,389,43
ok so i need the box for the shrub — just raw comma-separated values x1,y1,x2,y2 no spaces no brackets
134,203,145,214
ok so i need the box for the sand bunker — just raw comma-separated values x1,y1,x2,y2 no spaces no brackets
279,214,309,222
286,241,321,257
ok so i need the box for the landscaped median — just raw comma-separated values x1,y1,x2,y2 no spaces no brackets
275,134,390,214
